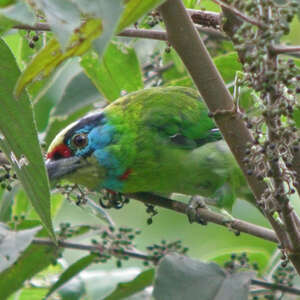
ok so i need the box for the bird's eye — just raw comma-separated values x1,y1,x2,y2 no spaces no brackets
72,133,88,148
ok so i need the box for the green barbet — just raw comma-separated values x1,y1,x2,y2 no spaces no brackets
46,86,253,211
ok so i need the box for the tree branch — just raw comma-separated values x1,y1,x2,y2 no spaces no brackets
270,45,300,54
186,8,221,28
118,28,167,40
128,193,278,243
158,0,300,276
251,279,300,296
12,9,222,34
221,4,300,272
292,151,300,197
13,23,225,41
33,237,300,296
211,0,265,28
159,0,267,206
32,238,155,262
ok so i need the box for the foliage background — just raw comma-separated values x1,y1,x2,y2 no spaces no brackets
0,0,299,299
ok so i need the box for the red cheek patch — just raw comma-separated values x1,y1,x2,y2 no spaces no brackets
47,144,72,159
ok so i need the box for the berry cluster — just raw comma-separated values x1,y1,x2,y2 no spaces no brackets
227,0,299,213
224,252,259,273
0,150,17,192
145,240,189,265
91,226,142,266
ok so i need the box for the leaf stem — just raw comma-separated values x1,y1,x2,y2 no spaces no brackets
128,192,278,243
251,279,300,295
32,238,155,261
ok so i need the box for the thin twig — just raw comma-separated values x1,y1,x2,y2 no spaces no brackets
32,238,300,296
12,9,223,35
143,61,174,84
271,45,300,54
13,22,51,31
32,238,155,261
186,8,221,28
13,23,226,41
211,0,265,28
118,28,167,41
158,0,268,209
220,1,300,273
128,192,278,243
194,25,226,39
251,279,300,296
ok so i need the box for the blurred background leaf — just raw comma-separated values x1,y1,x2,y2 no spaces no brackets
81,41,143,102
0,39,55,239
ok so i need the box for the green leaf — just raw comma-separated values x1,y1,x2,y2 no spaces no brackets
46,254,96,299
0,222,58,300
81,41,143,101
14,18,102,98
117,0,165,32
294,107,300,128
0,223,41,273
104,268,154,300
0,2,35,26
0,39,55,240
53,71,104,116
33,58,82,131
13,188,30,217
12,186,63,220
58,277,86,300
28,193,64,220
31,0,81,48
163,52,241,87
163,50,187,82
183,0,199,8
15,287,48,300
198,0,221,12
4,30,42,71
0,2,35,35
0,0,16,8
153,254,254,300
72,0,124,57
164,76,195,88
0,14,15,34
214,52,242,83
0,187,16,222
78,268,143,299
211,251,269,275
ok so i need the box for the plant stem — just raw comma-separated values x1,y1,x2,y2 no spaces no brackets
13,24,225,40
159,0,267,207
251,279,300,295
32,238,155,261
128,192,278,243
32,238,300,296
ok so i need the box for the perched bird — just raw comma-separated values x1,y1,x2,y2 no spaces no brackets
46,86,253,211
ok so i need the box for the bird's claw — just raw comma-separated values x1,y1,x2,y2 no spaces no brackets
99,190,130,209
186,195,207,225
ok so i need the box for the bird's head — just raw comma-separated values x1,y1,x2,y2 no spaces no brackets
45,112,108,190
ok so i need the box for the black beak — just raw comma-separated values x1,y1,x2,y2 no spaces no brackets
46,156,83,181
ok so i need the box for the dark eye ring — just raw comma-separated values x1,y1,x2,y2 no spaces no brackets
72,133,88,148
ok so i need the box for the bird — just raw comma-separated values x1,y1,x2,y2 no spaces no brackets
46,86,254,213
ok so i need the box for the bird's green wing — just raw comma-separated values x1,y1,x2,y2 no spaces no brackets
139,87,222,149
